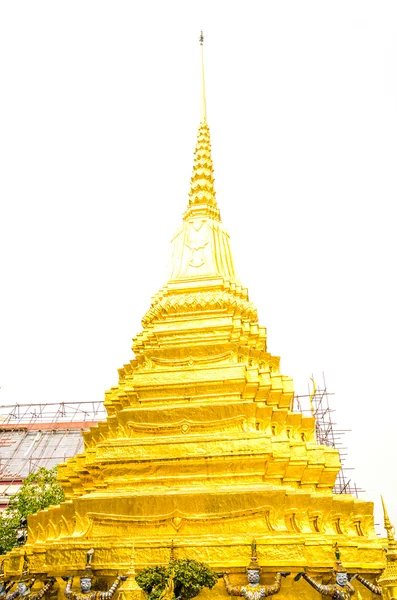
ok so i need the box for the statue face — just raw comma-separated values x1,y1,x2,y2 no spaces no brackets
17,582,28,595
336,573,348,587
247,570,260,586
80,578,92,593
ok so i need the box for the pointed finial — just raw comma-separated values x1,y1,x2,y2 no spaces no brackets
378,497,397,596
309,376,317,416
169,540,175,563
332,543,347,573
382,496,393,532
247,538,262,572
381,496,397,547
334,543,341,561
199,31,207,123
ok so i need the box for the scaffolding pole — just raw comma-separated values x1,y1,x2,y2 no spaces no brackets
294,373,363,497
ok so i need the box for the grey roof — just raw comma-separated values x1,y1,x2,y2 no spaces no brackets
0,429,84,481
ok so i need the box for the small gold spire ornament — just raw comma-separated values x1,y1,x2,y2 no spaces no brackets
333,543,347,573
377,497,397,600
169,541,175,563
246,539,261,573
199,30,207,124
381,496,397,560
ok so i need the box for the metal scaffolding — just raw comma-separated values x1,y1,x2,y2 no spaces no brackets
294,373,362,497
0,401,106,426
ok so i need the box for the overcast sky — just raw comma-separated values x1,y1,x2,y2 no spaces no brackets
1,1,396,533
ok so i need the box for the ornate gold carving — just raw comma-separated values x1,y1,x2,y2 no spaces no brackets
86,505,280,530
171,517,183,531
142,291,257,327
126,415,247,436
150,351,232,367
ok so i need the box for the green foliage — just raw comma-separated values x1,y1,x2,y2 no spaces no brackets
0,512,20,555
136,566,168,600
136,559,218,600
6,466,65,518
0,466,65,554
172,559,218,600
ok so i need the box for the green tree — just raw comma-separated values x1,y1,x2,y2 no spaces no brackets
0,466,65,554
136,565,169,600
136,559,218,600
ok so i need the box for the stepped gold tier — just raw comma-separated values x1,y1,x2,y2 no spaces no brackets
2,40,386,600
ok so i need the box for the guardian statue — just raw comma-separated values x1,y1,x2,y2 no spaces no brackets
223,540,290,600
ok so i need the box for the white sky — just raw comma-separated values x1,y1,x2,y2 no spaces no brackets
1,1,396,534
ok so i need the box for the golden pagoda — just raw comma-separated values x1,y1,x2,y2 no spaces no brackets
3,33,387,600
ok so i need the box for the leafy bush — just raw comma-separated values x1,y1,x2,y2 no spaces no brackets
0,512,20,554
0,466,65,554
136,559,218,600
136,565,169,600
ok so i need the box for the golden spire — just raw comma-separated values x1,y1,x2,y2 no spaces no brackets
199,31,206,124
183,32,219,221
378,497,397,595
169,540,175,563
381,496,397,560
247,538,262,572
